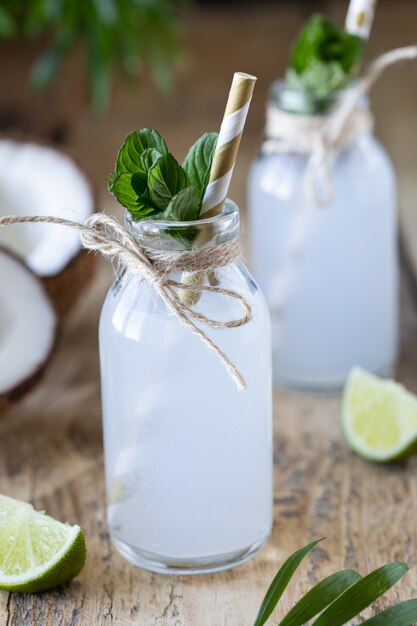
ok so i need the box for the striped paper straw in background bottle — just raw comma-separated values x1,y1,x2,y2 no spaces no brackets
200,72,257,217
345,0,378,40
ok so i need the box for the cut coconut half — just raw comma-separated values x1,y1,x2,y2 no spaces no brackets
0,248,56,412
0,138,95,314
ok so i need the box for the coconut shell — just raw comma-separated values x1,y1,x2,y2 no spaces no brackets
0,248,58,415
43,249,96,317
0,132,97,317
0,347,56,415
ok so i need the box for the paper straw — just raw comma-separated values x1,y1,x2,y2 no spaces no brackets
200,72,257,217
345,0,378,40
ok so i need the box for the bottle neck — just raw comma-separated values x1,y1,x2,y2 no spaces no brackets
268,78,369,118
125,199,240,252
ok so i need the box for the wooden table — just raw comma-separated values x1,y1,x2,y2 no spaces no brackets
1,2,417,624
1,268,417,625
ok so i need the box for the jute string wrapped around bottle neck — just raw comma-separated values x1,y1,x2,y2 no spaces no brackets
262,45,417,206
0,213,252,390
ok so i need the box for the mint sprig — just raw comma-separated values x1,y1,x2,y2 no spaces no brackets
254,540,417,626
108,128,218,222
285,14,364,114
183,132,218,204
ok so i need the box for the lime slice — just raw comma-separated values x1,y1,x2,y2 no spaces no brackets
342,367,417,462
0,494,86,592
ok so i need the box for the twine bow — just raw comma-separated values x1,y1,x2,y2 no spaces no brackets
0,213,252,390
262,45,417,206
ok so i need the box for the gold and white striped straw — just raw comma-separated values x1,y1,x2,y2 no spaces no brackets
345,0,378,40
200,72,257,217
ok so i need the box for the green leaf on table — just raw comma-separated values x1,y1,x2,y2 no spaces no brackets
312,562,409,626
148,152,188,210
182,132,218,205
361,599,417,625
253,539,322,626
279,570,362,626
163,186,200,221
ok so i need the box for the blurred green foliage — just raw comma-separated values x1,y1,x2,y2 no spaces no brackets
285,13,364,114
290,13,364,77
0,0,187,110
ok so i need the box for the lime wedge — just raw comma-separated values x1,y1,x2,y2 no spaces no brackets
342,368,417,462
0,494,86,592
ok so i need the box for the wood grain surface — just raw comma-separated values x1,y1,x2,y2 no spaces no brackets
1,2,417,624
1,264,417,625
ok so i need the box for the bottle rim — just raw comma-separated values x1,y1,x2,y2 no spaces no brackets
125,198,240,250
269,78,366,115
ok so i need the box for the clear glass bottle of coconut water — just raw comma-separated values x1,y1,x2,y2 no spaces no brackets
248,82,398,391
99,200,273,574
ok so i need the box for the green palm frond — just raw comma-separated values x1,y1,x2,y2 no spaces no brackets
254,541,417,626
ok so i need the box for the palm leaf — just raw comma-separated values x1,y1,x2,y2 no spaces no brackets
279,570,362,626
253,539,322,626
312,562,409,626
361,599,417,625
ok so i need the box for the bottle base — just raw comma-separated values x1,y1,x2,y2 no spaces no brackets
111,531,271,575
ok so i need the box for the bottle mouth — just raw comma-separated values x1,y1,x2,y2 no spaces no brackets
270,78,364,116
125,198,240,250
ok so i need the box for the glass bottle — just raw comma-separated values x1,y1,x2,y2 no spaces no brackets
99,200,273,574
248,81,398,391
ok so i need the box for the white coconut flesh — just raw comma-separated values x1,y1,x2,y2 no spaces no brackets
0,140,93,277
0,249,56,395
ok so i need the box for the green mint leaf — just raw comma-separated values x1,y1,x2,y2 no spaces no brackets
108,171,117,191
327,29,364,74
361,599,417,625
108,172,143,212
141,148,162,171
182,132,218,204
312,562,409,626
253,540,322,626
130,172,148,196
109,127,214,228
163,186,200,221
285,60,348,114
148,153,188,210
115,133,146,175
115,129,168,176
290,14,364,77
279,570,362,626
109,172,159,219
108,130,172,219
287,61,347,98
134,128,168,155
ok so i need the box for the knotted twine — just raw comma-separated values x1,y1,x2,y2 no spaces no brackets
262,45,417,206
0,213,252,390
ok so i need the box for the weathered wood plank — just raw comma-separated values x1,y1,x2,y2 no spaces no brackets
1,284,417,625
